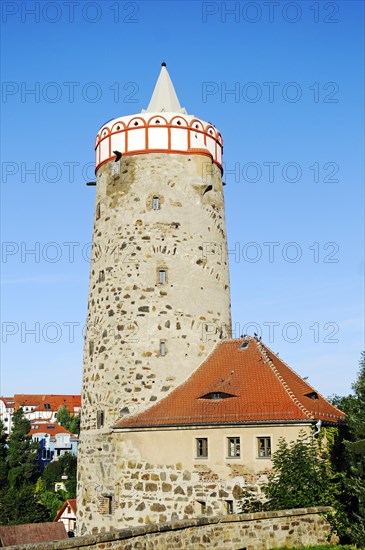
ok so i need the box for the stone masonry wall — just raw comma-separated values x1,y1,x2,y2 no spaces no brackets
82,152,231,430
10,508,334,550
77,432,272,534
78,151,232,533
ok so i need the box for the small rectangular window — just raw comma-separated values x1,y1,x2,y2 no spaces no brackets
152,196,159,210
257,437,271,458
96,202,101,220
97,410,105,429
196,500,206,514
111,162,120,176
226,500,234,514
159,270,166,284
160,341,166,356
196,437,208,458
107,495,113,514
227,437,240,458
89,340,94,356
99,270,105,283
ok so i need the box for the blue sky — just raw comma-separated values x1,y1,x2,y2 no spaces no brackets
1,1,364,398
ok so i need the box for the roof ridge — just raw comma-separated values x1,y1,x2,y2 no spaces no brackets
254,340,313,419
256,340,345,419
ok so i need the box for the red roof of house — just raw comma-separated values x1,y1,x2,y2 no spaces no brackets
0,397,15,407
0,522,67,546
54,499,77,522
14,394,81,413
29,422,76,438
114,338,345,429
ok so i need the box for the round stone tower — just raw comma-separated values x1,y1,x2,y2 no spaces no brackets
77,64,231,533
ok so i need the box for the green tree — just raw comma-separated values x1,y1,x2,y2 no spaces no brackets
35,478,67,519
0,420,8,490
56,406,80,435
6,408,39,488
0,484,48,525
331,352,365,546
262,430,339,510
240,430,340,515
41,453,77,497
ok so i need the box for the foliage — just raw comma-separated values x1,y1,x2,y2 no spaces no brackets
240,430,340,516
0,420,8,490
56,406,80,435
6,408,39,489
0,408,77,525
41,453,77,497
239,487,265,513
0,483,49,525
269,546,358,550
264,431,339,510
329,352,365,546
35,478,68,519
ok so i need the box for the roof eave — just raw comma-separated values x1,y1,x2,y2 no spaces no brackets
113,417,346,431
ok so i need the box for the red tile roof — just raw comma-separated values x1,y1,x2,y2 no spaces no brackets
29,422,75,437
14,394,81,413
0,522,67,546
54,499,77,522
114,338,345,429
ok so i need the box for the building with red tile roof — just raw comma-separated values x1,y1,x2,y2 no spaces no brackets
0,394,81,433
114,337,345,429
105,337,346,523
54,499,77,534
29,421,78,470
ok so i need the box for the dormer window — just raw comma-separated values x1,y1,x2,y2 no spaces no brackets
239,341,249,350
305,391,319,400
199,391,235,400
152,196,159,210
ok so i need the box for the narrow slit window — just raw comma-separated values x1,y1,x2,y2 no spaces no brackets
97,410,105,429
89,340,94,356
226,500,234,514
159,269,166,284
107,495,113,514
160,341,166,356
99,270,105,283
96,202,101,220
111,162,120,176
152,196,159,210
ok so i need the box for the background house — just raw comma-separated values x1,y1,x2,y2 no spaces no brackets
0,394,81,433
54,499,77,535
29,422,78,470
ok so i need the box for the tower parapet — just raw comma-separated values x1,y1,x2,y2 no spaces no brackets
95,112,223,172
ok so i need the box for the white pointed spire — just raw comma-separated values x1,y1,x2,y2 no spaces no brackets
144,63,187,114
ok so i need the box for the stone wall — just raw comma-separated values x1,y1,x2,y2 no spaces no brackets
9,508,334,550
78,151,232,533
